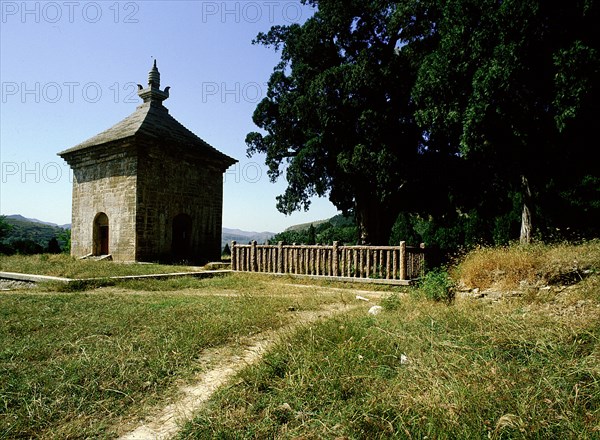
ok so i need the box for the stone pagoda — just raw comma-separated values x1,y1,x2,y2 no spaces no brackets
59,61,237,264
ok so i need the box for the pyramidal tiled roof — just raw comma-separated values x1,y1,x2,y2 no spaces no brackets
59,61,236,167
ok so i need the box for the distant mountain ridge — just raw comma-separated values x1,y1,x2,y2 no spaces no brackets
221,228,274,247
6,214,71,230
2,215,275,250
3,215,354,250
2,215,69,252
284,218,329,232
284,214,354,232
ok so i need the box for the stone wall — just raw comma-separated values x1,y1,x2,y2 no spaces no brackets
69,143,138,261
135,143,224,264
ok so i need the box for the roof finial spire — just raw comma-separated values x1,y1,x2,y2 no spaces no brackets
137,60,170,106
148,59,160,88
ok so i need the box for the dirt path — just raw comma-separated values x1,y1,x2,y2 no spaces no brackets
117,294,378,440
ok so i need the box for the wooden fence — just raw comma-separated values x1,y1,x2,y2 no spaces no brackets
230,241,425,282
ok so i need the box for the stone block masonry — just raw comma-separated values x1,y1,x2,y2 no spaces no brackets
69,142,138,261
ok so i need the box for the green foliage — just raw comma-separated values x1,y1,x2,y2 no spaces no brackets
0,215,11,240
387,208,521,265
269,214,358,245
0,217,13,255
47,237,61,254
413,0,600,243
247,0,427,244
56,228,71,254
417,268,454,302
553,40,599,132
222,243,231,256
306,224,316,245
0,216,70,255
8,239,45,255
249,0,599,248
388,212,420,246
380,292,402,311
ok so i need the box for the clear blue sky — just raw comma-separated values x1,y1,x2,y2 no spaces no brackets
0,0,340,232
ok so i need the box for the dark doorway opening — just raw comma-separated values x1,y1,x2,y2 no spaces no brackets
172,214,192,261
93,213,109,256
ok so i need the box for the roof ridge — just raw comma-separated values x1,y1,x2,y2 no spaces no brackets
58,63,236,167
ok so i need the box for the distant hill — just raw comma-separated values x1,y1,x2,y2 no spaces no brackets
2,215,273,251
284,214,354,232
284,218,330,232
222,228,275,247
6,215,71,229
2,215,69,251
272,214,357,245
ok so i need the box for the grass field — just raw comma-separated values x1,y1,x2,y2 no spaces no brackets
177,241,600,439
179,288,599,439
0,254,205,279
1,240,599,439
0,274,359,439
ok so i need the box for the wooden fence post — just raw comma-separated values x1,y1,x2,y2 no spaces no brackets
251,241,257,272
332,241,338,276
277,242,283,273
419,243,426,278
399,241,407,280
231,241,237,271
386,250,391,279
316,248,321,275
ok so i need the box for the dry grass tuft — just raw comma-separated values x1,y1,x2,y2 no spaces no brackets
452,240,600,290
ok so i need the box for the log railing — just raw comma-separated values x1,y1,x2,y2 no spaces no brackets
230,241,425,281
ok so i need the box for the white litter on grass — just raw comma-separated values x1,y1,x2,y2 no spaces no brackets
368,305,383,315
356,295,370,301
400,353,409,364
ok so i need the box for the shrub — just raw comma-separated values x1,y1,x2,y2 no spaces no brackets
418,268,454,302
381,292,402,311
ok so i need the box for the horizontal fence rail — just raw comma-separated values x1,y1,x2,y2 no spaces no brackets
230,241,425,281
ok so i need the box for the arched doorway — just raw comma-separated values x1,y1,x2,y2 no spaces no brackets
172,214,192,260
93,213,109,256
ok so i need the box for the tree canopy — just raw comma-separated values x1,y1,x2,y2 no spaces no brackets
247,0,599,247
413,0,599,242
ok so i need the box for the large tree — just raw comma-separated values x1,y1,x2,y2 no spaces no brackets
413,0,600,243
248,0,599,247
246,0,436,244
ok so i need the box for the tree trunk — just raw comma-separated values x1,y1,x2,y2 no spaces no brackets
355,199,398,245
520,175,533,244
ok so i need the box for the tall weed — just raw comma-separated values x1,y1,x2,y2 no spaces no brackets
418,268,454,302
